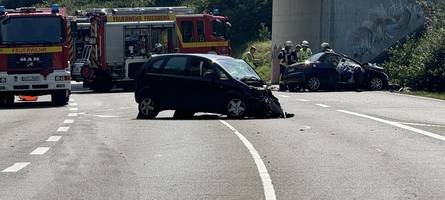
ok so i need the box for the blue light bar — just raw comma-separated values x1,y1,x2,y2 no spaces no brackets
51,4,60,13
0,6,6,15
213,9,220,16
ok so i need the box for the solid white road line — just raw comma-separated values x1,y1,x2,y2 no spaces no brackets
220,120,277,200
68,113,78,117
2,162,30,173
316,104,331,108
397,122,445,128
297,99,310,102
69,103,78,106
69,108,78,111
30,147,50,155
57,127,70,132
46,136,62,142
278,94,290,98
63,119,74,124
337,110,445,141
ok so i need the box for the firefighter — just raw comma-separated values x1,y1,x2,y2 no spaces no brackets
244,46,260,68
278,41,295,80
321,42,334,53
299,40,312,61
292,44,302,63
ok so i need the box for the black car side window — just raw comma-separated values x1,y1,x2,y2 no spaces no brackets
163,57,188,75
145,58,164,73
189,58,213,77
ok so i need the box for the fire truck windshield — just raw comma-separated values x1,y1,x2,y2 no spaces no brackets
0,16,63,44
212,19,227,39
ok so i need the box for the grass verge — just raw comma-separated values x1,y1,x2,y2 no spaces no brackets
405,91,445,101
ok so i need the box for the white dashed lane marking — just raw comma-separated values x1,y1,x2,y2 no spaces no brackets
69,108,78,111
69,98,75,102
30,147,50,155
338,110,445,142
68,113,78,117
46,136,62,142
57,127,70,132
63,119,74,124
220,120,277,200
2,162,30,173
278,94,290,98
69,103,78,106
316,104,331,108
297,99,310,102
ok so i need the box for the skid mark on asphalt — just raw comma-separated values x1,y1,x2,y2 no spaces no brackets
220,120,277,200
1,162,30,173
338,110,445,142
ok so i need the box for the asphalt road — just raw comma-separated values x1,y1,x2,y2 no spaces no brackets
1,83,445,200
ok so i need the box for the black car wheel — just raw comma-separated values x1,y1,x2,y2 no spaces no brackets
369,77,386,91
306,76,321,91
138,96,159,119
226,98,247,119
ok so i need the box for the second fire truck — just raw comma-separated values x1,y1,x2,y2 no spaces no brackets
75,7,231,91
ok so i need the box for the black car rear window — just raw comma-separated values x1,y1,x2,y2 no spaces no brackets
163,57,188,75
144,58,164,73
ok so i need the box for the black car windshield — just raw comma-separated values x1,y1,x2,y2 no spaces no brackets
308,53,325,62
0,16,63,44
217,59,261,81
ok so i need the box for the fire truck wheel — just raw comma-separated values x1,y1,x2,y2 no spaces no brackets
0,94,14,107
52,91,69,106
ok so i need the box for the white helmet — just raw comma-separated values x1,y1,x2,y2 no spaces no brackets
285,41,293,47
302,40,310,47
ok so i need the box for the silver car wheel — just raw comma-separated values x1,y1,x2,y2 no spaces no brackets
227,99,246,117
307,77,321,91
140,98,155,116
370,77,384,90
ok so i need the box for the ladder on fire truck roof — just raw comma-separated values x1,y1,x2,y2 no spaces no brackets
78,6,193,16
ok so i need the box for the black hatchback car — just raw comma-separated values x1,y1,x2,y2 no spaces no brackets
135,54,284,119
281,52,389,91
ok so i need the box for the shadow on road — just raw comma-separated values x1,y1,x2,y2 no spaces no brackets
0,102,65,110
135,114,293,121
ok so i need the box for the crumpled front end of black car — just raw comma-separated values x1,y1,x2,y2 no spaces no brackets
246,88,285,118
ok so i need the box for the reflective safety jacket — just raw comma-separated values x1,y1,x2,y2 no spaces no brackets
299,48,313,61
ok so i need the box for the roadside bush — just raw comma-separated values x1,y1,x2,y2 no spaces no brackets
383,0,445,91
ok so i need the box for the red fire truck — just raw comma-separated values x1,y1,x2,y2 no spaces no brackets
0,4,71,106
77,7,231,91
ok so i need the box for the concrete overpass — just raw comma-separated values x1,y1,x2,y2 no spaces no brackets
272,0,425,63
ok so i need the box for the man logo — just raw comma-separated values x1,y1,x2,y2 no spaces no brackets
20,57,40,62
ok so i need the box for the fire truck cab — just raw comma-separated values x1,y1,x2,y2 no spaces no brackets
0,4,71,106
77,7,231,92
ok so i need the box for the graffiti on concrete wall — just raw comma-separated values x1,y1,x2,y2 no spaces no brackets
349,0,424,61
